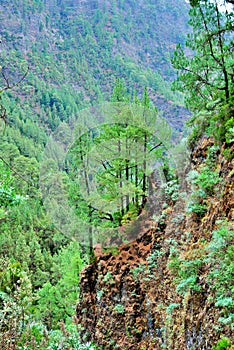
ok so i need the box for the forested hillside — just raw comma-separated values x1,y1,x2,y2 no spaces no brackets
0,0,233,349
76,0,234,347
0,0,190,124
0,0,191,348
75,1,234,349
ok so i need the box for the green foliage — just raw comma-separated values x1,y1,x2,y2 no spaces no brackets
121,204,139,225
186,145,220,217
67,94,168,241
130,263,147,280
168,246,204,294
0,238,87,346
146,248,165,271
186,199,207,216
212,337,231,350
103,272,115,284
36,241,85,329
206,226,234,329
0,0,187,135
193,167,220,194
225,117,234,143
0,160,25,209
130,247,165,282
0,258,33,349
172,0,234,143
113,303,125,314
3,0,233,347
111,78,129,102
0,183,87,344
160,160,180,205
166,303,181,314
161,178,179,204
17,322,98,349
168,223,234,332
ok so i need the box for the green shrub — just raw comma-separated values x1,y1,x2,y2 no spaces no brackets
161,178,179,204
186,200,207,217
212,337,230,350
186,148,220,218
17,323,98,349
206,227,234,329
103,272,115,284
113,304,125,314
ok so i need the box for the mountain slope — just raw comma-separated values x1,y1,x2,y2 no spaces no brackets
0,0,190,136
76,138,234,349
0,1,195,348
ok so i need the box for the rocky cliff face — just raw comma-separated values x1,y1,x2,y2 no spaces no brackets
76,138,234,349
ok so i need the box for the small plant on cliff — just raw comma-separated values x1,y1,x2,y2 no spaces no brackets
166,303,181,315
169,223,234,334
130,263,146,280
113,303,125,314
186,146,220,218
167,241,205,295
186,198,207,217
206,226,234,329
161,178,179,205
146,248,165,271
212,337,231,350
103,272,115,284
16,322,98,349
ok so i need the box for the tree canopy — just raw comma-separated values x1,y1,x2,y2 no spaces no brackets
172,0,234,142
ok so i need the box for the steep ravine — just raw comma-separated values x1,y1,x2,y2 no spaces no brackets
76,138,234,349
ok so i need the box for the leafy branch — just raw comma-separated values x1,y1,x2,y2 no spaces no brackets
0,65,29,127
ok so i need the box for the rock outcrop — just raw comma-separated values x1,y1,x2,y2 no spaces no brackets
76,139,234,349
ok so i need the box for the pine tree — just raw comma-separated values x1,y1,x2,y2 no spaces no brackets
172,0,234,141
111,78,129,102
68,98,167,232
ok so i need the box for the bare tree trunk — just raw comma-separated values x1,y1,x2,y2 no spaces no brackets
142,133,147,206
125,136,130,212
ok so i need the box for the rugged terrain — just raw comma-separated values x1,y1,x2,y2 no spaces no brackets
1,1,233,349
76,138,234,349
